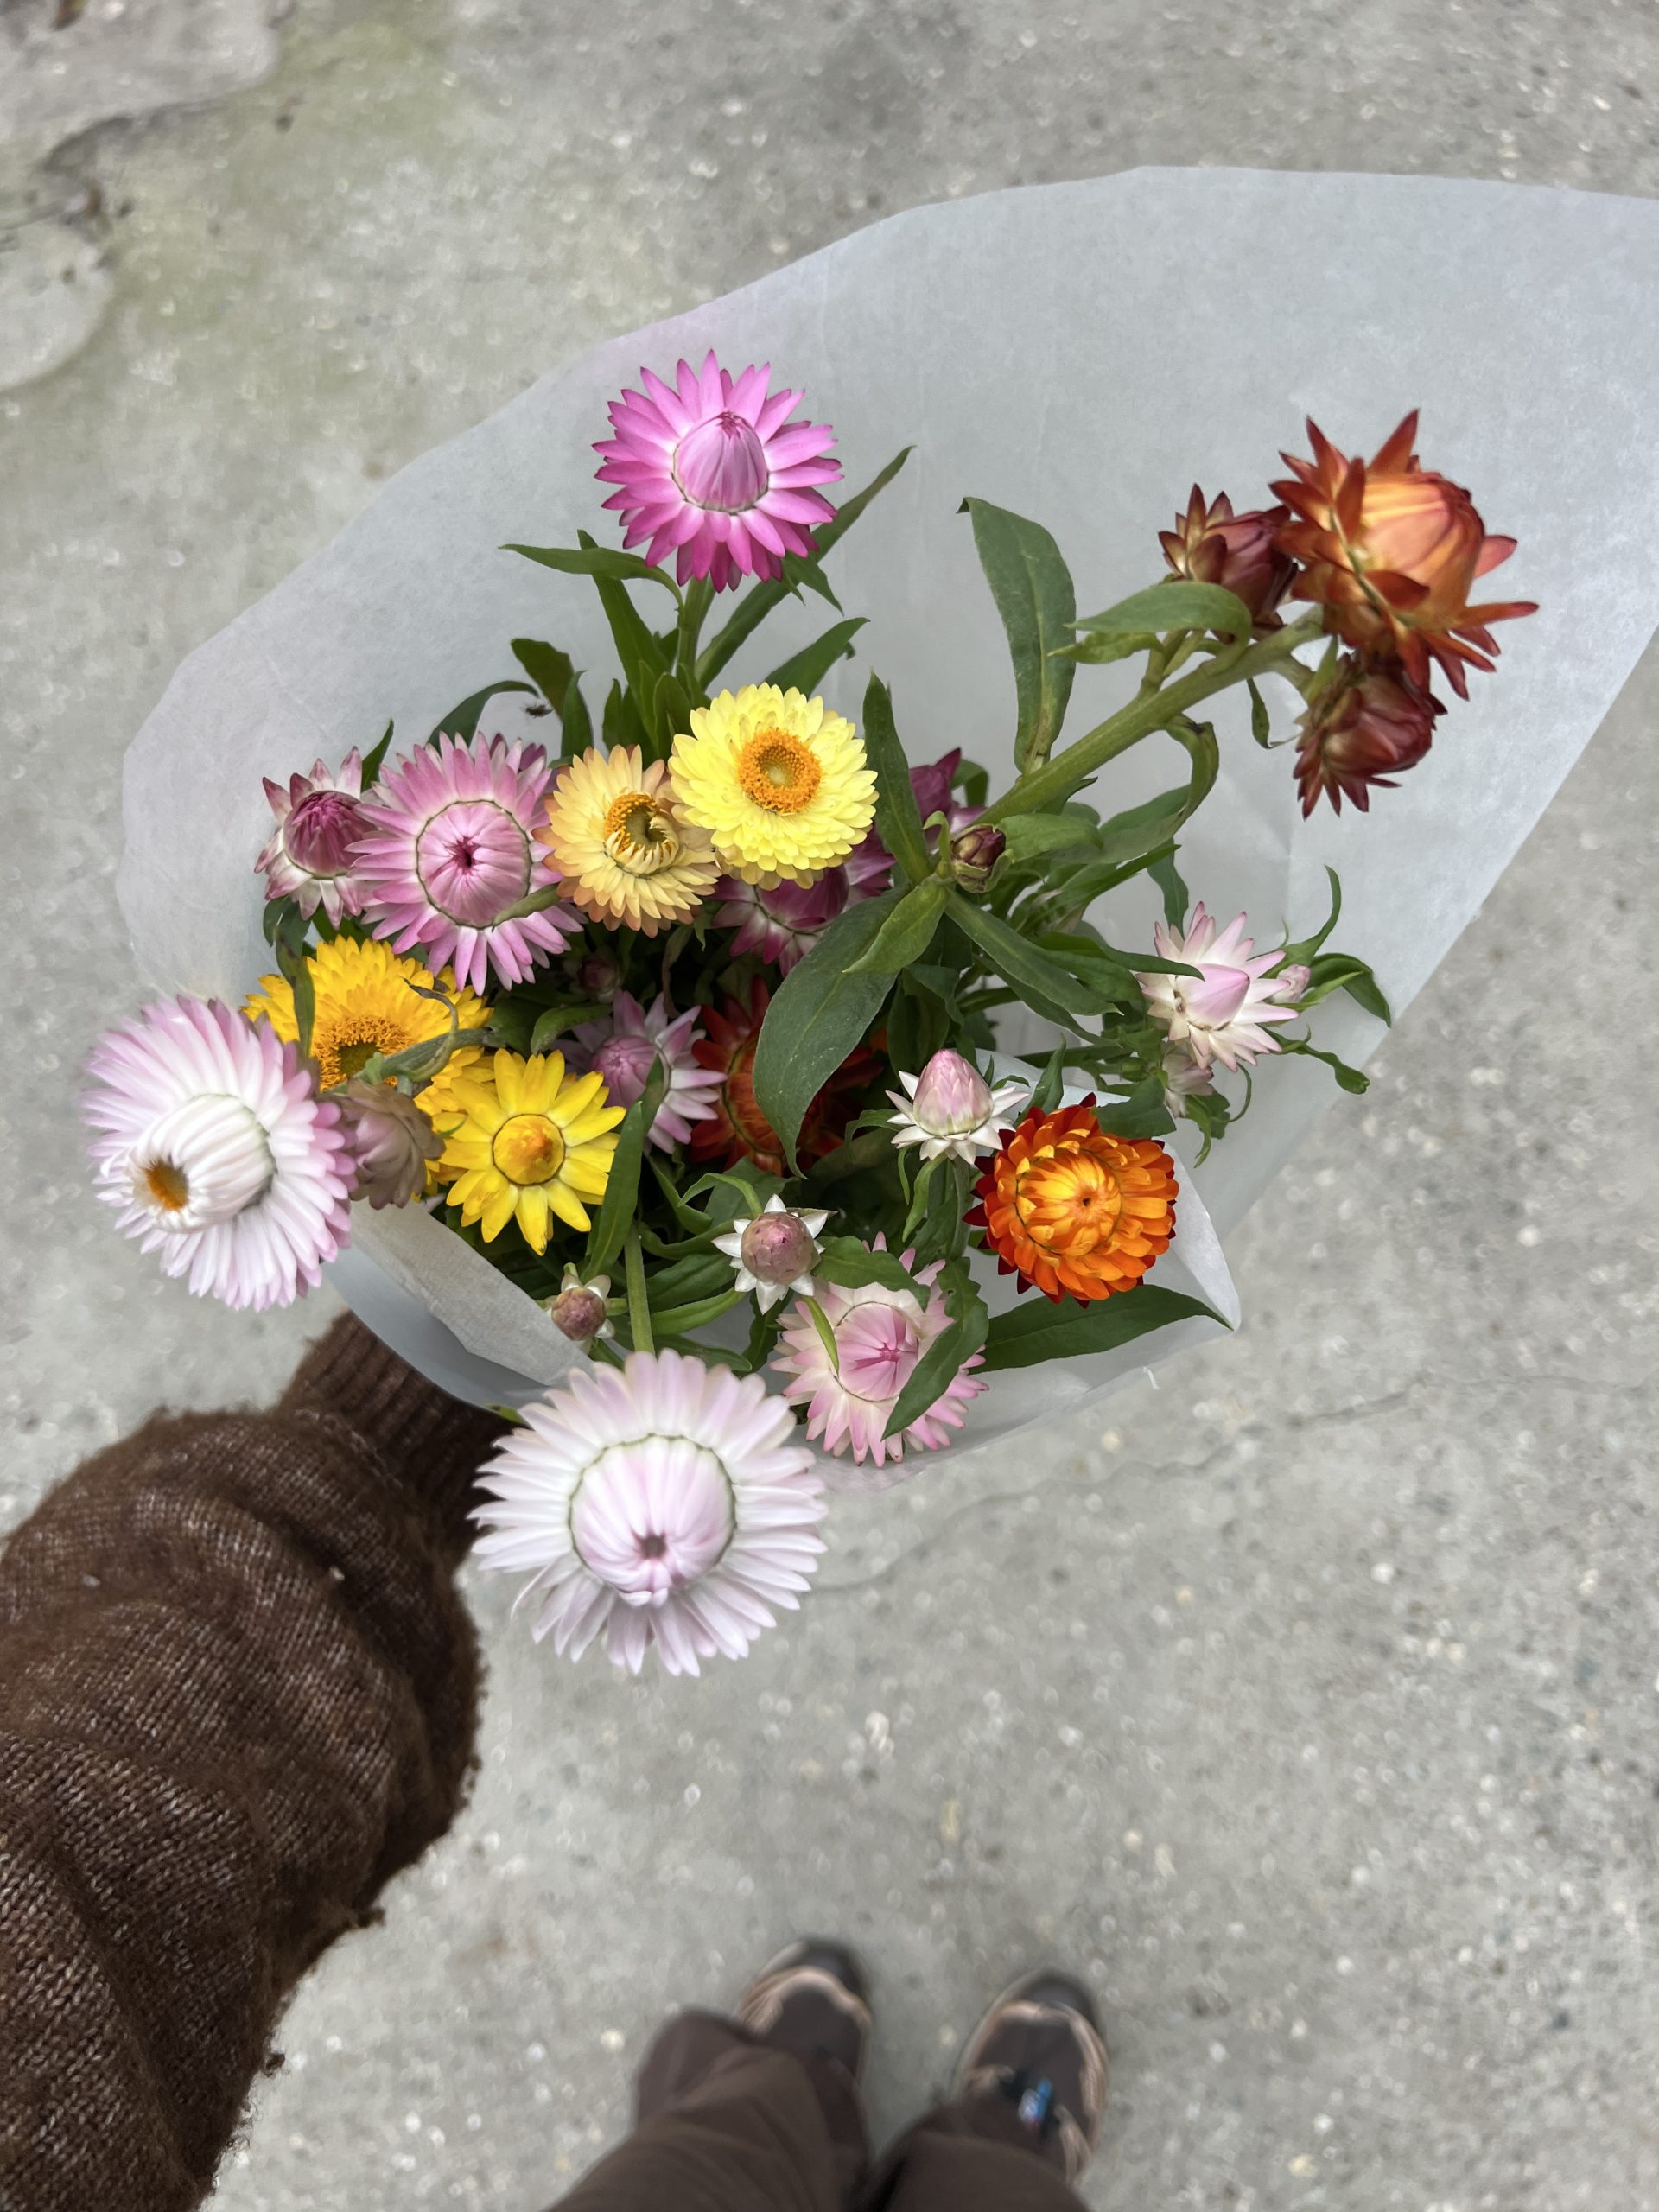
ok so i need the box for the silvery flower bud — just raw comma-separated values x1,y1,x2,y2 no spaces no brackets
334,1079,442,1209
739,1208,821,1287
910,1048,994,1138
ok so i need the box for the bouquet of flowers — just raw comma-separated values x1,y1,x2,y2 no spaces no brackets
86,345,1534,1674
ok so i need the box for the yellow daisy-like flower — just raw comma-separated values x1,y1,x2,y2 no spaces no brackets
539,743,721,935
669,683,876,887
245,937,490,1131
439,1049,624,1253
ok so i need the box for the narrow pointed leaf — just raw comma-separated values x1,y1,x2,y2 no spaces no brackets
961,498,1077,772
982,1283,1224,1370
752,891,904,1163
862,673,931,883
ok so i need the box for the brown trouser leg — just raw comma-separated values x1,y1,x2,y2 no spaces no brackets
550,2012,1086,2212
550,2010,869,2212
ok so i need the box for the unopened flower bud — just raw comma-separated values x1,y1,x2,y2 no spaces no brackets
592,1032,659,1108
1294,654,1443,817
569,945,622,1001
334,1078,442,1209
1274,963,1312,1004
740,1209,821,1287
949,820,1005,893
1160,486,1295,627
286,785,369,877
910,1048,994,1138
550,1274,612,1344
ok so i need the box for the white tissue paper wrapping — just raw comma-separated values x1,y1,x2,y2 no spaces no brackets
119,169,1659,1467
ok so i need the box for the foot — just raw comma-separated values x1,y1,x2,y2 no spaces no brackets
954,1968,1109,2184
734,1939,873,2086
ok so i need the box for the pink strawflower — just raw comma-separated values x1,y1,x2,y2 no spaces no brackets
353,733,579,994
566,989,725,1152
256,748,371,924
1135,903,1306,1074
84,996,353,1311
714,868,849,973
472,1347,827,1675
888,1049,1029,1164
772,1241,988,1468
595,352,841,591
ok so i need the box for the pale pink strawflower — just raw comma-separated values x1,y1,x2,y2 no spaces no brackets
713,869,849,973
1135,904,1306,1074
888,1049,1029,1165
714,1194,830,1313
256,748,371,924
595,352,841,591
354,733,579,994
84,996,352,1310
472,1347,826,1676
772,1243,988,1468
334,1079,441,1209
566,990,725,1152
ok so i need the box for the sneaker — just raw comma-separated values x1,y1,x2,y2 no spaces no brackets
734,1939,873,2085
954,1968,1109,2184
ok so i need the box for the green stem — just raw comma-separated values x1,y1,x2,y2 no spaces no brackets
988,614,1323,823
676,577,715,697
624,1230,654,1354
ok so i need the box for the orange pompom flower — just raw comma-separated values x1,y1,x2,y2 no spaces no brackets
966,1100,1178,1305
1273,411,1536,698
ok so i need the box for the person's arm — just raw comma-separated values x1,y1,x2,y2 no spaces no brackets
0,1316,502,2212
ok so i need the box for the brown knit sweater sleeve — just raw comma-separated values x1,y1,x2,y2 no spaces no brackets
0,1316,504,2212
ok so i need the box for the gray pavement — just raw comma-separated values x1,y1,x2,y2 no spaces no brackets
3,3,1657,2207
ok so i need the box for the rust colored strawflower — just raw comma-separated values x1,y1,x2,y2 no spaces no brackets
1273,411,1536,698
1294,652,1445,816
1160,486,1294,626
967,1100,1177,1304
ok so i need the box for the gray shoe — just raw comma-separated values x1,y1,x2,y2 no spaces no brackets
734,1938,874,2085
954,1968,1110,2184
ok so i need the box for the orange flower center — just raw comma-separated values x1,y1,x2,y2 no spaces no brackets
1015,1147,1125,1256
143,1158,190,1212
736,728,822,814
492,1113,566,1186
601,791,682,874
311,1013,417,1090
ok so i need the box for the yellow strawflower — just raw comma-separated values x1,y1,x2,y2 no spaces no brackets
439,1050,624,1253
669,683,875,888
539,743,721,934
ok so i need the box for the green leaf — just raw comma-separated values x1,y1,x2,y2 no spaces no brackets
1094,1071,1174,1138
861,673,931,884
1147,849,1189,930
961,498,1077,772
1280,866,1344,965
506,543,681,598
429,681,537,744
846,876,948,975
885,1275,990,1437
982,1282,1224,1371
359,721,394,785
998,812,1099,863
1298,952,1392,1022
814,1236,919,1295
602,678,651,756
1055,627,1161,666
575,528,669,728
948,893,1118,1016
527,1002,605,1053
272,906,316,1061
765,616,868,696
697,446,912,687
652,669,694,756
585,1057,668,1274
1248,677,1272,747
510,639,577,713
752,892,903,1164
1028,1042,1067,1116
1293,1040,1370,1094
1076,579,1253,642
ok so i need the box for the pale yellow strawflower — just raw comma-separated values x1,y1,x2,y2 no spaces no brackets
540,743,721,935
669,683,875,888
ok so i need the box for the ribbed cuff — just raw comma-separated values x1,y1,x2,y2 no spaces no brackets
278,1313,507,1554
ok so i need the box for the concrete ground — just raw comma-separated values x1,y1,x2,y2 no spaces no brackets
3,3,1657,2207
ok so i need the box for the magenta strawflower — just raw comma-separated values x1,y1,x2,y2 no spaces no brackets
353,733,579,994
772,1241,988,1467
472,1347,826,1675
256,747,371,924
566,989,725,1152
714,869,850,974
595,352,841,591
84,996,353,1310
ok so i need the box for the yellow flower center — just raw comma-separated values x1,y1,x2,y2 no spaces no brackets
601,791,683,875
736,728,822,815
312,1014,417,1090
1017,1149,1123,1254
143,1158,190,1212
492,1112,567,1186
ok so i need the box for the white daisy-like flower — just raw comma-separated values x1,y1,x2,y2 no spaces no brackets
472,1348,826,1676
887,1048,1029,1165
713,1193,830,1313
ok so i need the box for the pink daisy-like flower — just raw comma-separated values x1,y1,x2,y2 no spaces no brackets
472,1347,826,1676
772,1241,988,1469
256,747,371,925
565,989,725,1152
84,996,353,1311
353,733,579,994
713,868,850,974
1135,904,1308,1075
595,352,841,591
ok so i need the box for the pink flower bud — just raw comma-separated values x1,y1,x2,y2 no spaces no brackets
550,1283,610,1344
739,1209,821,1287
334,1080,441,1210
1274,963,1312,1003
285,785,370,878
910,1048,994,1138
571,946,621,1000
949,820,1005,892
593,1033,659,1108
671,410,770,514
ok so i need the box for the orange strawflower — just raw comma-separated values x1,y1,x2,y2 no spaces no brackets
967,1101,1177,1304
1273,411,1535,698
